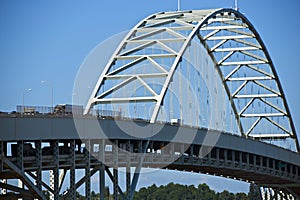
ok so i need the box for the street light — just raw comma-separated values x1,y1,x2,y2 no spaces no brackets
41,80,53,113
22,88,32,115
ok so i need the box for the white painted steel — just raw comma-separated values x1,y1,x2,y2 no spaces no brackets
84,8,299,151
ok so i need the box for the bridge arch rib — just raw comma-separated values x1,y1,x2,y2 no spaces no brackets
85,8,299,152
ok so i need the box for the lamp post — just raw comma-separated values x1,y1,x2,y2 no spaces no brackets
22,88,32,115
41,80,53,113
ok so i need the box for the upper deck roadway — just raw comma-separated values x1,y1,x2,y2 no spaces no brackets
0,114,300,199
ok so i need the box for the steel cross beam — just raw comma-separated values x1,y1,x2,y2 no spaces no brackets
0,136,299,199
85,8,299,152
62,166,101,199
0,182,34,199
129,140,150,200
198,9,298,148
260,187,297,200
0,155,46,200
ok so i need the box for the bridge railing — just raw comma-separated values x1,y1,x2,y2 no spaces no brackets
16,105,53,115
3,105,123,119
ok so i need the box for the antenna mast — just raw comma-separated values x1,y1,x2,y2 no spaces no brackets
178,0,180,11
234,0,239,11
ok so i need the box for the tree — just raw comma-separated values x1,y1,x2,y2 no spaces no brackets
217,190,235,200
133,182,250,200
197,183,217,200
248,183,262,200
236,192,250,200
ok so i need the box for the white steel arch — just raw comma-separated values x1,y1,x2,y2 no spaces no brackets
85,8,299,152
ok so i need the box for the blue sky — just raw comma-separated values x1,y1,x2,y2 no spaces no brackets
1,0,299,194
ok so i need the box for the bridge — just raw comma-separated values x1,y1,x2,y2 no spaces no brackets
0,8,299,200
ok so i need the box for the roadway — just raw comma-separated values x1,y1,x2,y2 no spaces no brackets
0,114,300,197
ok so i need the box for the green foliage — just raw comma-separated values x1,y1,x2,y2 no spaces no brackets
217,190,236,200
59,186,111,200
235,192,250,200
55,183,256,200
133,183,251,200
248,183,262,200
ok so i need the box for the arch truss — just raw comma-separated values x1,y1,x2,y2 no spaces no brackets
85,8,299,152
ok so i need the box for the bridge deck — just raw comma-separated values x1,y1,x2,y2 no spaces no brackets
0,115,299,166
1,115,300,197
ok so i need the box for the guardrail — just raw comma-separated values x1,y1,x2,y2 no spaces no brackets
2,105,122,118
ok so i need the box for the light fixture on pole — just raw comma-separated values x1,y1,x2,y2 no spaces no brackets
41,80,53,113
22,88,32,115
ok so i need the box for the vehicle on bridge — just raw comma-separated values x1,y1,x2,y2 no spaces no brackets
53,104,83,115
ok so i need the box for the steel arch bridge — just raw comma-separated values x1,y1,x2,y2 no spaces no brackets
0,8,300,200
85,8,299,152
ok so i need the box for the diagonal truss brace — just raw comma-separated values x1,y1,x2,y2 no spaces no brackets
0,155,46,200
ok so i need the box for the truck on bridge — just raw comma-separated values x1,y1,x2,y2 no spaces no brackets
54,104,83,115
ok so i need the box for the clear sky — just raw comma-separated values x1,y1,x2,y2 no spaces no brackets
1,0,299,194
